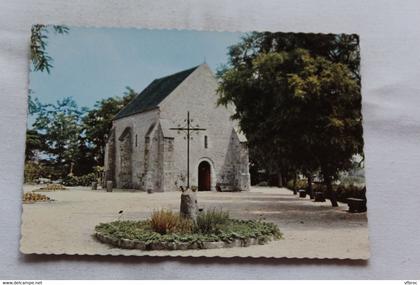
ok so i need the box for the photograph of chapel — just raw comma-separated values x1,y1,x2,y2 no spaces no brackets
105,64,250,192
21,27,368,259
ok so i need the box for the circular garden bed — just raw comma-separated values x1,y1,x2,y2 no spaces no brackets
95,210,282,250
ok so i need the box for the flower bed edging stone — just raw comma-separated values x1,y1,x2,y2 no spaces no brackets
95,232,273,250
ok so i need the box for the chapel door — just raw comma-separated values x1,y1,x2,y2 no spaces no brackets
198,161,211,191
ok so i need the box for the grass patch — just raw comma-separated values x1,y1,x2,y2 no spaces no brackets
195,208,230,234
150,209,193,234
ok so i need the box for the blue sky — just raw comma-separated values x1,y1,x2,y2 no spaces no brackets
30,27,244,116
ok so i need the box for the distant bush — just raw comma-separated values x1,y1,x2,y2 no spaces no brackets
24,162,65,183
312,182,325,193
309,183,365,202
195,209,230,234
286,179,308,190
336,184,366,202
339,176,365,188
24,162,42,183
150,209,193,234
23,192,51,203
256,181,268,186
63,173,97,186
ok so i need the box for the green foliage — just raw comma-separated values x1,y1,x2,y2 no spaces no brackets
286,179,308,190
24,161,64,182
82,87,136,165
28,25,138,181
30,97,90,177
24,162,42,183
26,87,137,180
335,184,366,202
25,129,45,161
150,209,193,234
217,32,364,206
308,182,365,202
31,25,69,73
195,209,230,234
63,172,97,186
95,216,282,245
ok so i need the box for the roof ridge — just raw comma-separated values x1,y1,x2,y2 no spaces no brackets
153,65,200,81
114,65,201,120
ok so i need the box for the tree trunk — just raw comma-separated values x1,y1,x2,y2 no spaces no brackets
180,189,198,221
283,174,288,189
324,175,338,207
277,172,283,187
307,174,313,199
292,174,297,195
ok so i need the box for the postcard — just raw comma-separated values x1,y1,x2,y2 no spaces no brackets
21,26,368,259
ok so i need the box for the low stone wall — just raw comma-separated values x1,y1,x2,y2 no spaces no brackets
95,232,272,250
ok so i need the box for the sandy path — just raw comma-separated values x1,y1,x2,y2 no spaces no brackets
20,186,369,259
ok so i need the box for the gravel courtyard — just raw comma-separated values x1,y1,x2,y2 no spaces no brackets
20,185,369,259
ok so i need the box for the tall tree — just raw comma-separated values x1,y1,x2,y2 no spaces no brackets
27,25,70,163
32,97,87,176
287,51,363,206
221,32,360,80
82,87,137,165
218,32,363,207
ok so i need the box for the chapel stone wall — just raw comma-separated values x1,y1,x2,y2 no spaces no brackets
112,109,159,189
158,64,250,191
104,128,116,187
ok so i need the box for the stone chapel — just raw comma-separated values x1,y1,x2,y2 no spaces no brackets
104,64,250,192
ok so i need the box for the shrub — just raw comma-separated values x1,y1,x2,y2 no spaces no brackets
195,209,230,234
24,162,42,183
24,162,68,182
175,216,194,234
335,184,366,202
63,173,97,186
286,179,308,190
150,209,193,234
23,192,51,202
312,182,324,193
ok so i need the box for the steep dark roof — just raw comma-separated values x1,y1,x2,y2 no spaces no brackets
114,66,199,120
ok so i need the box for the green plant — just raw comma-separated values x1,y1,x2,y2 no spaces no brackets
195,209,230,234
335,184,366,203
176,216,194,234
286,179,308,190
23,192,51,202
24,162,42,183
63,172,97,186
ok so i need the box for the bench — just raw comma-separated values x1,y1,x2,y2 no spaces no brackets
347,198,367,213
314,191,325,202
298,189,306,198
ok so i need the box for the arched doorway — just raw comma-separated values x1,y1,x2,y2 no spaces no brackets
198,161,211,191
